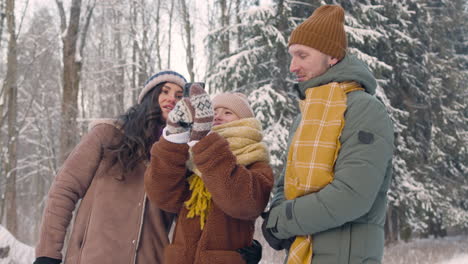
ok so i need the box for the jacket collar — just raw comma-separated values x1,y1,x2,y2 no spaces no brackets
294,54,377,99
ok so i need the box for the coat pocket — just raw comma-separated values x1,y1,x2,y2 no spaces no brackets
199,249,246,264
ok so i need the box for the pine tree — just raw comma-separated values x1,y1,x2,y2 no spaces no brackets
337,0,468,239
423,0,468,235
206,0,298,174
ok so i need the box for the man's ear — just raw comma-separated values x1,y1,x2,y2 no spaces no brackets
329,57,340,67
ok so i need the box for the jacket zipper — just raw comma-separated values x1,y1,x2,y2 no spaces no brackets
132,193,147,264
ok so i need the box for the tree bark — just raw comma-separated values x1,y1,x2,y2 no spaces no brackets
180,0,194,82
3,0,18,236
115,8,125,113
235,0,242,49
56,0,82,163
155,0,162,70
56,0,94,162
219,0,230,55
130,0,148,96
0,0,6,129
131,0,138,103
167,0,175,69
272,0,289,90
0,0,6,50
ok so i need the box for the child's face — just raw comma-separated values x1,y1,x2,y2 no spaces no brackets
213,107,240,126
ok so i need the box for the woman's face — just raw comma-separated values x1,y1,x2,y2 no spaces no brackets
213,107,240,126
158,82,183,120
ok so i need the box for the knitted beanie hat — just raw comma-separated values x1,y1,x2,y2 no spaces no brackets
288,5,347,60
138,70,187,104
212,92,254,119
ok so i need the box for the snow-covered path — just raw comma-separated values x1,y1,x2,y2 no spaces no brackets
383,235,468,264
438,253,468,264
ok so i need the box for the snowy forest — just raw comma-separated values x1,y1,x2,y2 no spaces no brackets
0,0,467,263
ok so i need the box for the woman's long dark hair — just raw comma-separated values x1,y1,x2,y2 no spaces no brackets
108,82,167,172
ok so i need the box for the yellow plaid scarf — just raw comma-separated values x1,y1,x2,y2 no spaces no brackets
185,118,270,229
285,82,363,264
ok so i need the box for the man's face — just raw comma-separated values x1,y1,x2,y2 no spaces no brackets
288,44,337,82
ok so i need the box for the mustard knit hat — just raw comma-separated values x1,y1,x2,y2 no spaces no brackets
212,92,254,119
288,5,347,60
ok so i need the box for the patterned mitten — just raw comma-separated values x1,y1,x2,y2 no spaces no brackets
166,98,195,135
188,83,214,141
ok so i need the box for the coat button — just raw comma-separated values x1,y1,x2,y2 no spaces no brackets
132,240,136,244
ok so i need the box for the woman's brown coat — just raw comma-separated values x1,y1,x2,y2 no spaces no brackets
145,132,274,264
35,122,174,264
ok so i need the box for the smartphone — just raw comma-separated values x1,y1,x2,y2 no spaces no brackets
183,82,206,97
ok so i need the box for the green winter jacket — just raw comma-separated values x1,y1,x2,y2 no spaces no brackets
268,54,394,264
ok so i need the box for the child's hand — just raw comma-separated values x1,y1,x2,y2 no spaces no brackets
187,83,214,141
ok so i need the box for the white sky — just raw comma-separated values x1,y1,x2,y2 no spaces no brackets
18,0,274,82
17,0,210,81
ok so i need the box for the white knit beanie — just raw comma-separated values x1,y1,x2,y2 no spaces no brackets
138,70,187,104
212,92,254,119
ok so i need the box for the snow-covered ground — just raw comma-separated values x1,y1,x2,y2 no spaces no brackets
439,254,468,264
257,227,468,263
1,223,467,264
383,235,468,264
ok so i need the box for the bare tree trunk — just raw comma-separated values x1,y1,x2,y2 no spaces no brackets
155,0,162,70
0,0,6,50
56,0,94,162
0,0,6,128
385,206,394,244
131,1,138,103
33,159,45,242
179,0,194,82
1,86,6,225
130,1,146,101
78,1,95,133
272,0,289,90
235,0,242,49
3,0,18,236
219,0,230,55
115,9,125,113
167,0,175,69
384,205,401,244
56,0,82,163
138,0,149,82
1,0,8,217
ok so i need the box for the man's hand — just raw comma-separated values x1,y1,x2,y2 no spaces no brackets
261,210,295,251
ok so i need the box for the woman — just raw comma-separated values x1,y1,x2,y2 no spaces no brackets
145,87,274,264
34,70,187,264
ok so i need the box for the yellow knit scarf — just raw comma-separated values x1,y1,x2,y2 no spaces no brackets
185,118,270,229
285,82,363,264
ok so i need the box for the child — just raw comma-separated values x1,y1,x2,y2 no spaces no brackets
144,85,273,264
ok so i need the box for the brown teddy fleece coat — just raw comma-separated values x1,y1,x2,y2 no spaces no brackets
35,122,174,264
144,132,274,264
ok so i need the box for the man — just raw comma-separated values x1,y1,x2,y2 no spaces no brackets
262,4,394,264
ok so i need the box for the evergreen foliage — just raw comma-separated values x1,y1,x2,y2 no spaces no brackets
206,0,299,175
